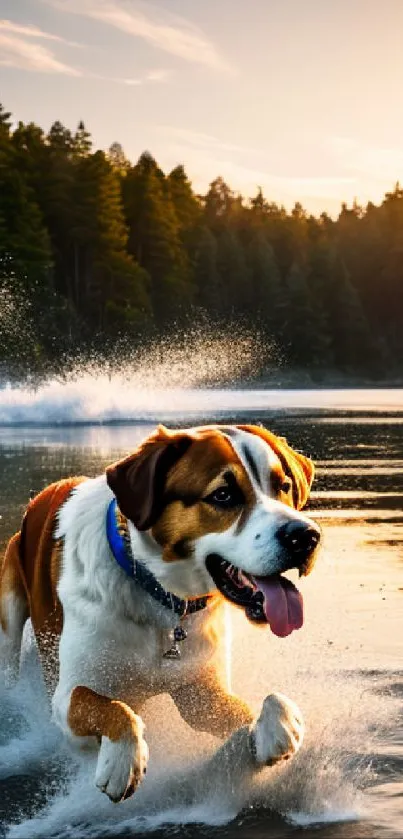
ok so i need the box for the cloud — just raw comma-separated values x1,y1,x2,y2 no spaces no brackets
146,68,171,83
162,127,356,205
203,157,355,201
0,32,81,75
118,77,142,86
0,17,169,83
328,136,403,184
162,129,357,192
91,68,171,86
44,0,233,73
114,69,171,85
160,126,261,156
0,18,81,47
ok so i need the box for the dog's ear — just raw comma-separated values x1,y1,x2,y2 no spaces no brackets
237,424,315,509
106,425,193,530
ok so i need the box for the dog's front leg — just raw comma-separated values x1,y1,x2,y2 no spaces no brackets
165,691,304,809
54,685,148,802
201,693,304,793
171,677,254,738
172,681,304,769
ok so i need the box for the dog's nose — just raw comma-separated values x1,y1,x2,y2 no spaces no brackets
277,520,321,559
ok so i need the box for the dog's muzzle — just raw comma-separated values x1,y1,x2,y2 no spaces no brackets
205,517,321,637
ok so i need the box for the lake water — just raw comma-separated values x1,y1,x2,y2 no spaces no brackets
0,387,402,839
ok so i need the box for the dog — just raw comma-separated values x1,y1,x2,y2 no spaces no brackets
0,423,320,803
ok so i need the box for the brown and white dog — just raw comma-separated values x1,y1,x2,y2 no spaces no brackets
0,423,320,803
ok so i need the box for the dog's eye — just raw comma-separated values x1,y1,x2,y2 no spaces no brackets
281,477,292,494
205,487,240,509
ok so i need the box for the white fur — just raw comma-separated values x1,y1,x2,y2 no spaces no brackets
226,427,281,495
252,692,304,765
95,725,148,802
195,497,313,578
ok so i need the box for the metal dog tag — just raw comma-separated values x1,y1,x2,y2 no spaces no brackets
163,624,188,659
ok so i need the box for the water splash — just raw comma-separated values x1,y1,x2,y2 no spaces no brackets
0,612,396,839
0,272,34,364
0,327,272,425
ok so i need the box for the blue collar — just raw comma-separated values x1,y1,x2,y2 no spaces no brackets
106,498,209,618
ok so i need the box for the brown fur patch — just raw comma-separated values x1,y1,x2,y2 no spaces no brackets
0,533,28,633
0,478,87,668
269,462,295,507
237,425,315,509
151,433,256,562
68,686,142,742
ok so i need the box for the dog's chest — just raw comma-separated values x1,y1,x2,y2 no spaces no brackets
56,493,227,703
110,618,217,694
59,595,225,705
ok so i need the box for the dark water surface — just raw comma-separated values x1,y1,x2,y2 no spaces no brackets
0,394,402,839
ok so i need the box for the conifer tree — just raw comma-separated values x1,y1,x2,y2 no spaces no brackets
168,165,201,233
246,230,287,336
217,228,250,312
123,153,194,323
204,177,235,231
285,261,329,369
326,251,380,372
108,142,130,173
72,151,151,330
0,107,52,293
73,121,92,158
194,227,222,313
0,100,402,378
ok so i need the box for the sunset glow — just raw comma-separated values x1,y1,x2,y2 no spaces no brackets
1,0,403,214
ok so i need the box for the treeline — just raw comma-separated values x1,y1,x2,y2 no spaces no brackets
1,102,402,380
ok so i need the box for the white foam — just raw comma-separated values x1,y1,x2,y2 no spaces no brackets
288,808,361,827
1,379,403,426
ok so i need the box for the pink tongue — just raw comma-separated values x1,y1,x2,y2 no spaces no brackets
253,576,304,637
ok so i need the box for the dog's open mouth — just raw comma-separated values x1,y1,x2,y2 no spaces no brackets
205,555,303,637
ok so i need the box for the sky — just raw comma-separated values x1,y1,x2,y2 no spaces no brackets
1,0,403,216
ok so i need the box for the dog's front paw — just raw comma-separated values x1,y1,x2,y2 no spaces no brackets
250,692,304,767
95,730,148,803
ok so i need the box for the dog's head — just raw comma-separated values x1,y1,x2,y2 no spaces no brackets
106,424,320,637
